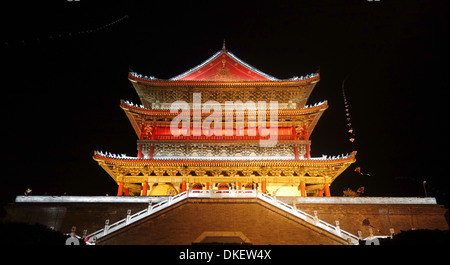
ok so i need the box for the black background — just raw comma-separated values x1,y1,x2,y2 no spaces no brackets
1,0,448,206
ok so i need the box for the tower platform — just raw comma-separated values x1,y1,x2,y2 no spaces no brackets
3,192,447,245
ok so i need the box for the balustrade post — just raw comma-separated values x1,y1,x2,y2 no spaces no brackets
71,226,76,238
103,219,110,235
147,201,153,213
313,210,319,224
389,228,395,239
126,209,131,224
357,230,363,240
335,220,341,236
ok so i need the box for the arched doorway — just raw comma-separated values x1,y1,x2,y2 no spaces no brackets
192,183,203,190
149,183,178,196
218,183,229,191
244,182,257,190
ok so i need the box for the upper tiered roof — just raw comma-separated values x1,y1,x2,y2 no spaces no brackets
128,42,319,85
170,42,277,81
127,46,320,109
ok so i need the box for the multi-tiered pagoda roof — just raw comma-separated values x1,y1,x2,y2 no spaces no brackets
94,44,355,196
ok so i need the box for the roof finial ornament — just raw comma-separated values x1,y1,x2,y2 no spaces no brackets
222,39,226,51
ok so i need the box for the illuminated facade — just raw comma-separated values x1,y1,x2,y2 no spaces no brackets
2,45,447,246
93,44,356,197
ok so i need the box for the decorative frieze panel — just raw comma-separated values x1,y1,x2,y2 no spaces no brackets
150,143,302,158
109,164,348,183
139,86,311,110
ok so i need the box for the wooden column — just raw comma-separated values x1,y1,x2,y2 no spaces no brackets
117,181,124,196
305,145,311,159
318,189,323,197
300,181,306,197
138,124,146,158
181,181,187,192
149,145,154,159
142,181,148,196
303,125,311,159
137,144,144,159
124,188,130,196
293,126,299,160
149,126,156,159
324,183,331,197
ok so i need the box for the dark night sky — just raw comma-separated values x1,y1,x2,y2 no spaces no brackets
1,0,448,206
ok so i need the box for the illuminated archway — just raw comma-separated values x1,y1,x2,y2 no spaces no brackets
192,183,203,190
218,183,229,190
149,183,178,196
244,182,257,190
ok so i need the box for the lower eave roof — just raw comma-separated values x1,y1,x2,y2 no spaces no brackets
93,151,357,167
120,99,328,116
128,72,320,87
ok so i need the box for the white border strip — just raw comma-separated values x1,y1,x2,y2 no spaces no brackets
15,195,437,205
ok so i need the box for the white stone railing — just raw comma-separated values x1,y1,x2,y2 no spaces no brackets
86,190,189,244
257,192,359,244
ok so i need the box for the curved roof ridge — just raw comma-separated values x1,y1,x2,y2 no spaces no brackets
226,51,278,81
169,50,222,80
168,49,279,81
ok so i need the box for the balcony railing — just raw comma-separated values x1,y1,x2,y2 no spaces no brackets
142,135,298,141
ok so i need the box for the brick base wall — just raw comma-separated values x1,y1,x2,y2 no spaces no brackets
1,196,447,244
